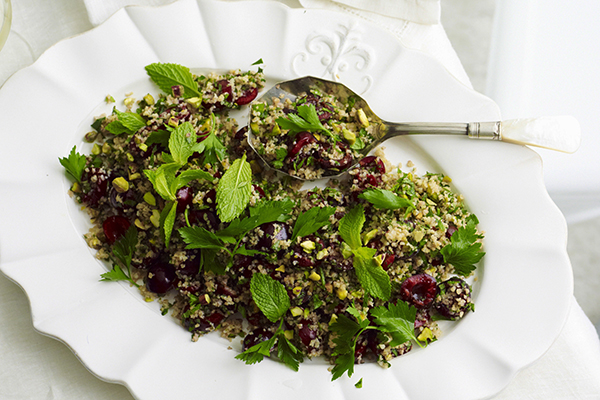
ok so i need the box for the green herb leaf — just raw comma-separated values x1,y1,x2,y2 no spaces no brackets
251,58,264,65
355,378,363,388
146,129,170,147
371,301,417,347
250,273,290,323
276,104,331,135
358,189,414,210
291,206,336,241
201,116,227,166
168,122,204,165
352,247,391,300
105,109,146,135
217,199,293,238
160,200,178,248
277,334,303,371
216,153,252,223
100,264,131,283
179,225,225,250
173,169,215,191
329,314,363,380
145,63,201,98
338,205,365,250
59,146,87,183
112,225,138,268
235,334,277,365
144,163,180,201
440,214,485,276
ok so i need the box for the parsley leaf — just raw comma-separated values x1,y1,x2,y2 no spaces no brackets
358,189,414,210
250,273,291,323
178,225,226,250
216,153,253,223
370,301,418,347
440,214,485,276
101,225,139,286
352,247,391,300
277,334,303,371
291,206,336,241
59,146,87,183
145,63,201,99
160,200,178,247
276,104,331,136
329,313,363,380
338,206,391,300
236,334,276,365
338,205,365,250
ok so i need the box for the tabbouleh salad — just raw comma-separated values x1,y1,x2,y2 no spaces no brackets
59,62,485,381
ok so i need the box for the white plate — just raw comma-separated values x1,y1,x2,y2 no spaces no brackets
0,0,572,399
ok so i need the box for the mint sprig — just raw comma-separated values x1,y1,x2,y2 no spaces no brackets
338,205,391,300
145,63,201,99
250,273,290,323
59,146,87,183
440,214,485,276
216,153,252,223
105,108,146,135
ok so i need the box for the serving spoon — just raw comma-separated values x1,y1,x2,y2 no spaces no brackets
247,76,581,180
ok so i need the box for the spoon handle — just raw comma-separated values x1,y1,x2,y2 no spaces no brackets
382,116,580,153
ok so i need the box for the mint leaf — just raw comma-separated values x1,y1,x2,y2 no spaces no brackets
216,153,252,223
352,247,391,300
146,129,170,147
250,273,290,323
59,146,87,183
338,205,365,250
371,301,417,347
145,63,201,98
160,200,178,247
144,163,179,201
168,122,203,165
173,169,214,191
440,214,485,276
291,206,336,241
358,189,413,210
179,225,225,250
105,109,146,135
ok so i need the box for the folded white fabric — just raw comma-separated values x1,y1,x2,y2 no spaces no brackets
303,0,440,24
84,0,176,26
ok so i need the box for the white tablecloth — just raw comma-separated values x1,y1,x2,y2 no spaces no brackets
1,1,599,399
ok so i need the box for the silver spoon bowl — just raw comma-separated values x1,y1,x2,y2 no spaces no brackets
248,76,581,181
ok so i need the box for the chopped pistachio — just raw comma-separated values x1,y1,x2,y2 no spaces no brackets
150,209,160,228
168,117,179,127
129,172,141,181
357,108,369,127
126,152,135,162
250,122,260,134
374,254,384,267
105,94,115,103
336,287,348,300
271,122,281,136
275,265,285,273
329,314,338,325
138,143,148,152
284,330,294,340
300,240,315,252
362,228,378,245
342,128,356,145
102,142,112,154
443,175,452,183
290,306,303,317
84,131,97,143
292,286,302,296
123,97,136,107
316,248,329,260
186,97,202,109
134,218,148,230
417,327,435,342
143,93,155,105
308,271,321,281
112,177,129,193
70,182,81,193
91,143,101,155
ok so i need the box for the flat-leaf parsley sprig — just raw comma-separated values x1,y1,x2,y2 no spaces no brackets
330,302,422,380
338,205,391,300
440,214,485,276
100,225,140,287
